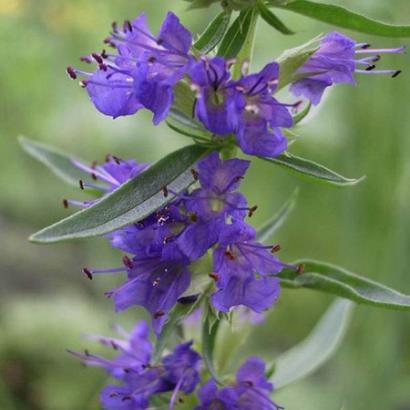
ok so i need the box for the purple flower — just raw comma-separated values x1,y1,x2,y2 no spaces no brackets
70,321,201,410
177,152,251,260
68,12,194,123
233,63,292,157
196,357,282,410
211,220,283,313
65,155,148,208
290,31,404,105
189,58,292,157
190,57,239,135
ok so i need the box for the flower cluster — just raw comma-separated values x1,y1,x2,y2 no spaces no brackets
71,320,280,410
69,151,285,334
68,13,403,159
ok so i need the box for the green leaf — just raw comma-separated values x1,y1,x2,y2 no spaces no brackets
172,81,197,120
202,304,221,383
256,188,298,243
276,35,320,90
30,145,210,243
277,0,410,37
280,260,410,310
218,7,257,59
271,298,354,388
19,136,100,188
256,0,294,34
262,152,364,187
194,10,232,53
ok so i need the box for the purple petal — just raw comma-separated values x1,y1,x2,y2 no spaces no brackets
158,12,192,54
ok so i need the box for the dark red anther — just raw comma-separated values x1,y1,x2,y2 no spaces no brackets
112,155,121,165
83,268,93,280
209,272,220,281
79,80,88,88
361,43,371,49
154,310,165,319
271,244,281,253
79,180,85,190
235,175,245,182
365,64,376,71
248,205,258,217
99,63,108,71
110,341,118,350
122,396,132,402
104,37,116,48
109,392,119,398
91,173,97,181
66,66,77,79
157,38,164,46
62,199,69,209
101,49,108,59
122,255,134,269
224,251,235,260
92,53,103,64
91,160,97,169
148,56,156,64
297,264,305,275
162,186,169,197
191,168,199,180
111,21,118,32
392,70,402,78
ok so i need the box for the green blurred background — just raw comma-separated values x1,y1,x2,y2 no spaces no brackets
1,0,409,409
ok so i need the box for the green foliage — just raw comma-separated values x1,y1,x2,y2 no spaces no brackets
218,7,258,59
270,298,354,388
29,145,209,243
19,136,100,189
262,152,364,187
276,0,410,37
280,260,410,309
193,10,232,53
256,0,294,34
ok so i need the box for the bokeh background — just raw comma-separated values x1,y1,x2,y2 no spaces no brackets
1,0,410,409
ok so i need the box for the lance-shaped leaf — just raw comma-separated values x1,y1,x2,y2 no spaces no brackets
218,7,257,59
256,0,294,34
261,152,364,187
292,102,311,125
276,0,410,37
194,10,232,53
19,136,99,187
270,298,354,388
280,260,410,310
256,188,299,243
202,304,221,383
30,145,210,243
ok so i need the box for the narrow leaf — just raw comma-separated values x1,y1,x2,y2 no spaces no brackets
271,298,354,389
194,10,232,53
278,0,410,37
19,136,99,187
202,307,221,383
256,188,298,243
218,7,256,59
280,260,410,310
262,152,364,187
257,0,294,34
30,145,209,243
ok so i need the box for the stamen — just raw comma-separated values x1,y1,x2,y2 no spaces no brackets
248,205,258,217
271,244,281,253
79,180,85,190
92,53,104,64
62,199,69,209
191,168,199,180
356,46,405,55
297,264,305,274
66,66,77,80
83,268,93,280
122,255,134,269
154,310,165,319
162,186,169,197
209,272,220,281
